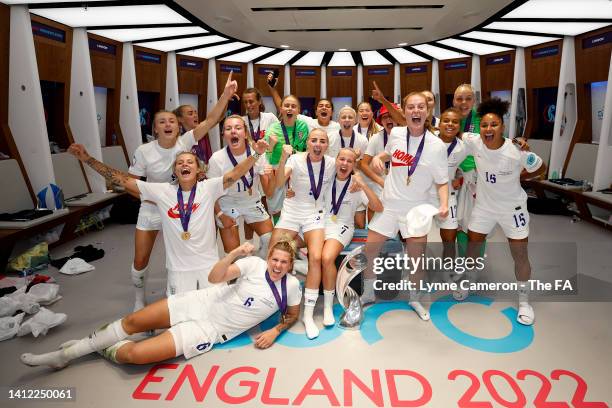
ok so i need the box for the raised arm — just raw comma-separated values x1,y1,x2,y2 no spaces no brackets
208,242,255,284
274,144,293,190
223,139,269,190
68,144,140,197
193,71,239,141
353,173,383,212
267,72,283,115
372,81,406,126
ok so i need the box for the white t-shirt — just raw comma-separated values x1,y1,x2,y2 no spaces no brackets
463,133,543,212
354,123,380,139
207,257,301,342
136,178,226,273
382,128,448,208
299,114,340,134
364,129,391,187
328,129,369,159
323,176,368,228
284,153,336,213
242,112,279,140
207,147,269,203
129,130,196,182
429,137,469,201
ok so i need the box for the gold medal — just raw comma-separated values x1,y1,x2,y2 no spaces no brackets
280,314,286,324
181,231,191,240
384,168,389,175
406,175,411,185
331,214,337,223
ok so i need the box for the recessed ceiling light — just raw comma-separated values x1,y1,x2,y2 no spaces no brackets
280,44,289,48
398,42,408,46
338,48,347,51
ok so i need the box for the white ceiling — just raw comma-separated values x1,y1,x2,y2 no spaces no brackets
6,0,610,63
176,0,514,51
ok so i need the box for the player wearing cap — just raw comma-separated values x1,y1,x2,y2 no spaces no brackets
207,115,275,257
456,98,546,326
361,92,449,321
21,240,301,369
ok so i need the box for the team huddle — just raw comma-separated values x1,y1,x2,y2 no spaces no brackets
21,71,546,370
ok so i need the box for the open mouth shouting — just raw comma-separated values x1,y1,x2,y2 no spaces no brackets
180,166,192,177
312,146,323,156
483,131,495,142
411,115,422,125
230,136,240,147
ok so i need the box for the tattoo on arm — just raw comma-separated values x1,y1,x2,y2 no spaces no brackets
85,157,130,187
222,174,235,190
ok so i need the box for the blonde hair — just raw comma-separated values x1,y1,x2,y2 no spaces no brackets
268,234,297,262
338,105,357,118
223,114,251,143
454,83,475,97
337,147,358,160
152,110,179,138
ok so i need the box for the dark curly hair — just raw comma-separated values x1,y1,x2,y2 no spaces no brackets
477,97,510,124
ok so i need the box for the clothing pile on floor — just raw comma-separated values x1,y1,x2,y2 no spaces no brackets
1,243,105,341
0,276,65,341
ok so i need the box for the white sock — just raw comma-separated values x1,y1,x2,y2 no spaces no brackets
99,340,133,364
131,264,147,311
409,291,430,321
517,280,529,304
302,288,319,339
257,232,272,259
22,320,129,369
323,290,335,326
65,320,129,361
360,278,376,304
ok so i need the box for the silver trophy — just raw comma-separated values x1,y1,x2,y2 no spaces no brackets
336,245,368,329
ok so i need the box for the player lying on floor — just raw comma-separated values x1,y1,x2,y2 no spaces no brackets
21,240,301,369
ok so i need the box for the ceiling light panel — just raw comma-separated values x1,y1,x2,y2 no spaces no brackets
134,36,226,52
504,0,612,19
293,52,325,66
412,44,468,60
486,21,611,36
462,31,559,48
88,27,207,43
328,52,355,67
179,42,250,59
30,5,189,27
256,50,300,65
219,47,276,63
437,38,512,55
386,48,429,64
361,51,392,66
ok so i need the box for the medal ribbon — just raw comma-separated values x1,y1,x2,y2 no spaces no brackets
177,184,197,234
265,271,287,315
307,155,325,201
248,115,261,141
463,110,473,133
226,144,254,191
281,122,296,146
447,138,458,157
406,129,426,179
383,129,390,172
340,130,355,148
331,175,351,217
